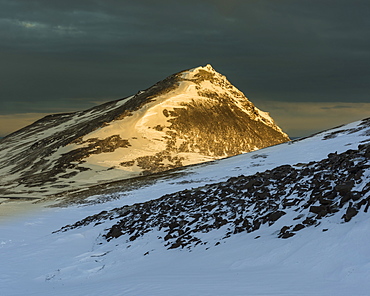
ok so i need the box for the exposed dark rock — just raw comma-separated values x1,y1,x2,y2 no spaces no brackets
279,226,295,239
302,217,316,226
106,225,123,239
335,181,355,194
281,232,295,239
267,211,286,223
293,224,305,232
57,143,370,251
309,205,326,215
343,205,358,222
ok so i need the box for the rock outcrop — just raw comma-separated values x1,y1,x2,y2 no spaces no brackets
57,142,370,250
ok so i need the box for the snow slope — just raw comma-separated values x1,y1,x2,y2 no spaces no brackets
1,118,370,295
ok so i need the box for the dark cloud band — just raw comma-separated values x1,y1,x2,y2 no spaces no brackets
0,0,369,136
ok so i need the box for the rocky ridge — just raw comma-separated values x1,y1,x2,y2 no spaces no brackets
57,141,370,250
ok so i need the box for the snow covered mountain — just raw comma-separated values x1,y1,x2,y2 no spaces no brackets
1,117,370,295
0,64,289,198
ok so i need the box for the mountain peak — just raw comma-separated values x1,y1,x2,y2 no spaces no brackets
193,63,216,72
181,64,223,81
187,63,215,72
0,66,289,198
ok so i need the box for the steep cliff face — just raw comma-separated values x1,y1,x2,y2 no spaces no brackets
0,64,289,197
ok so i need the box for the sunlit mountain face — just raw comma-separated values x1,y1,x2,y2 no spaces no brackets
0,64,288,198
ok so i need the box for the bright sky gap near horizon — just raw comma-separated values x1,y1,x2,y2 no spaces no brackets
0,0,369,138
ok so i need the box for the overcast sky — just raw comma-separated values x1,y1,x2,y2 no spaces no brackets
0,0,369,137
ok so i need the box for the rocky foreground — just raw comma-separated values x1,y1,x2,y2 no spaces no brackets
2,117,370,296
58,139,370,250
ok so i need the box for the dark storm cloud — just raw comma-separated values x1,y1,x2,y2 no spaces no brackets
0,0,369,136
